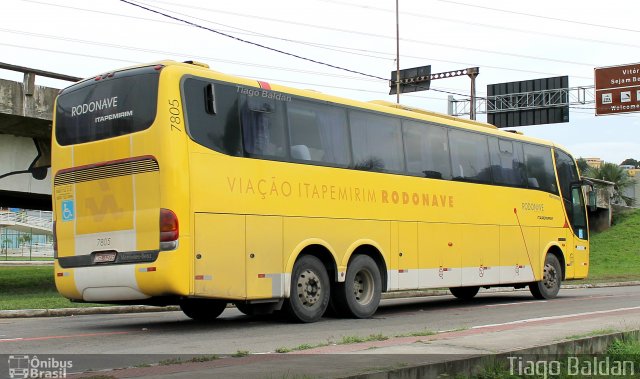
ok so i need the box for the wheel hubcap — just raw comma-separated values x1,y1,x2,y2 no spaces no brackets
352,269,374,305
297,269,321,307
542,263,558,290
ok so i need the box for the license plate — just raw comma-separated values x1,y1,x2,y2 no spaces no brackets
94,251,117,263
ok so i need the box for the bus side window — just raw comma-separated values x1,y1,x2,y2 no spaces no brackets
523,144,558,194
287,99,350,165
349,110,404,172
182,79,242,156
241,94,286,158
489,138,527,187
402,120,451,180
449,129,491,183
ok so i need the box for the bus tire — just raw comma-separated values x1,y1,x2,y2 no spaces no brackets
283,255,330,323
529,254,562,299
235,302,278,317
180,299,227,321
449,286,480,300
332,255,381,319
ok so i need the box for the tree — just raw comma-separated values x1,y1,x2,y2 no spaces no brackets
585,162,636,206
620,158,639,168
19,233,31,255
576,158,589,175
1,237,9,254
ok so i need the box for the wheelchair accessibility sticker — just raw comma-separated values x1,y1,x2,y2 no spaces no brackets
61,200,75,222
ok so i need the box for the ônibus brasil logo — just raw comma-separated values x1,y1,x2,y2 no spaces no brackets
7,355,72,379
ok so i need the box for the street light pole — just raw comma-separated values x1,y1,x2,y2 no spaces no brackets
467,67,479,120
395,0,400,103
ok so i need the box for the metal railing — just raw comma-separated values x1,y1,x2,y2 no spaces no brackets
0,211,53,232
0,62,82,82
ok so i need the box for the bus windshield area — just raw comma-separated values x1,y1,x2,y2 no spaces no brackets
55,66,160,146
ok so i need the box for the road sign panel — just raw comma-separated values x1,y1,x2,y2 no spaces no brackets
389,65,431,95
595,63,640,115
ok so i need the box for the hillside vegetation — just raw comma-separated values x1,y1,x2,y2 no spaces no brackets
588,209,640,282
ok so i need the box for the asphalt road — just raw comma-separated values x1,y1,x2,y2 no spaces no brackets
1,286,639,372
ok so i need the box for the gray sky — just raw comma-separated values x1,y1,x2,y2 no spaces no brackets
2,0,639,163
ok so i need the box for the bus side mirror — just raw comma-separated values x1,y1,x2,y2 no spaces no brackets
581,179,597,212
588,190,597,212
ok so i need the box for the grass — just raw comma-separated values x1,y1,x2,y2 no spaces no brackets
585,208,640,282
158,355,219,365
563,328,618,341
0,256,53,261
275,342,328,353
158,357,183,366
275,334,390,354
0,266,102,310
338,333,388,344
607,338,640,365
396,329,437,337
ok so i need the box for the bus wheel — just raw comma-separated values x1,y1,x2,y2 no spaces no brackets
449,286,480,300
283,255,330,323
529,254,562,299
180,299,227,321
332,255,381,319
235,302,278,317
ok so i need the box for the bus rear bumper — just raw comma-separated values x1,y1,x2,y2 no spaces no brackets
56,263,151,302
82,286,149,302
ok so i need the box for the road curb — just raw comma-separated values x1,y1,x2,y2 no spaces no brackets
0,305,180,318
340,329,640,379
2,281,639,319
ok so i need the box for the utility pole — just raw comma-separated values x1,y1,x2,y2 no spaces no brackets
395,0,400,103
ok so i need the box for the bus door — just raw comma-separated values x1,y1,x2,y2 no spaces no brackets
554,150,589,279
567,184,589,278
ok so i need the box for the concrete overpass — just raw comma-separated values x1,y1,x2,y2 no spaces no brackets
0,63,80,211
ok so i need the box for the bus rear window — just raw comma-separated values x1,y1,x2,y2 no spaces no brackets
55,67,159,146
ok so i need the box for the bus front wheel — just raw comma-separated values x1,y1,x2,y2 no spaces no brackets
283,255,330,323
332,255,381,319
180,299,227,321
529,254,562,299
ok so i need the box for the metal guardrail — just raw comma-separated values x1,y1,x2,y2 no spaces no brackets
0,211,53,232
0,62,82,82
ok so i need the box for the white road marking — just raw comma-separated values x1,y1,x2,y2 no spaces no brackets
472,306,640,329
486,300,547,307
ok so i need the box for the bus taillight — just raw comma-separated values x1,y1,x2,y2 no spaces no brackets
160,208,179,251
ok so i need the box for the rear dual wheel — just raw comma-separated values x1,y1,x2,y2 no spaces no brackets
283,255,331,323
284,254,383,322
331,255,382,319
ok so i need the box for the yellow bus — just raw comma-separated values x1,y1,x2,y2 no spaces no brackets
52,60,592,323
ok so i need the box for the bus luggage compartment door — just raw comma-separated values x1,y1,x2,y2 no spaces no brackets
193,213,246,299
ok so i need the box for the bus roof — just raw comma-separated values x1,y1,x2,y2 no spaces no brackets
92,60,566,153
